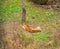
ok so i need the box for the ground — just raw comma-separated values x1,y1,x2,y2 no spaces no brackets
0,0,60,49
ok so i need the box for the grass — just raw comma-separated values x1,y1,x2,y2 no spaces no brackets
0,0,22,23
0,0,60,48
0,0,56,23
52,41,57,47
32,32,51,43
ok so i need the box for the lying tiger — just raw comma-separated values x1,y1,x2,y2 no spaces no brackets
22,23,41,33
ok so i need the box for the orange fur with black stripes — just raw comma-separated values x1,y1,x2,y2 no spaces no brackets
22,23,41,33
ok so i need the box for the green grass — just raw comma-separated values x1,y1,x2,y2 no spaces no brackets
0,0,22,23
0,0,59,44
0,0,56,23
32,32,51,43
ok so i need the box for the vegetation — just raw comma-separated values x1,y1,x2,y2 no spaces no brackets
0,0,60,49
29,0,48,5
